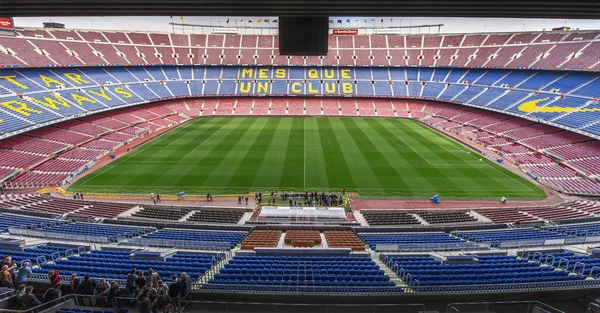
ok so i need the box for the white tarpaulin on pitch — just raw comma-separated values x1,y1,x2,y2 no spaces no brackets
259,206,346,219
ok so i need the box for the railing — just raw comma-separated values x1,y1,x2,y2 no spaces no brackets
27,272,128,287
194,278,600,295
7,227,116,243
0,293,429,313
126,237,233,250
446,301,565,313
180,300,427,313
588,301,600,313
374,242,490,251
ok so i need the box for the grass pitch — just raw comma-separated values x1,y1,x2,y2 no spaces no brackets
69,117,545,199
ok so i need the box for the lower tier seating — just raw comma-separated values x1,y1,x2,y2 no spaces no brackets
385,255,583,290
206,256,395,291
34,249,220,281
141,229,246,249
417,211,478,224
454,229,570,248
131,207,192,221
0,214,63,232
43,223,154,241
359,232,466,250
240,230,282,249
186,209,245,224
362,211,421,226
324,230,365,250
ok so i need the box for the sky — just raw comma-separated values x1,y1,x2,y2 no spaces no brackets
12,16,600,34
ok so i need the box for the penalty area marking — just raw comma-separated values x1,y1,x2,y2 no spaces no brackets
414,122,535,192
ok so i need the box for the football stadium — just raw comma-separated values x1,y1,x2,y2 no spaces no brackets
1,2,600,312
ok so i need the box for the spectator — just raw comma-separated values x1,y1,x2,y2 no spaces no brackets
146,283,158,313
42,282,62,304
2,256,16,279
136,271,146,290
94,279,111,307
14,284,26,309
15,283,26,297
0,265,12,287
108,281,121,308
147,268,160,288
48,270,61,286
168,275,181,313
156,285,171,313
21,286,41,312
126,268,138,297
180,272,191,297
136,288,153,313
69,273,80,294
14,262,32,286
75,274,94,305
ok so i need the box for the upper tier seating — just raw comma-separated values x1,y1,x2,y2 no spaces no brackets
35,249,220,281
362,211,421,226
206,256,395,292
4,29,600,71
186,209,245,224
0,66,600,139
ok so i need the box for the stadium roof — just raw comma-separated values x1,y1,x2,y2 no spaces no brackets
1,0,600,19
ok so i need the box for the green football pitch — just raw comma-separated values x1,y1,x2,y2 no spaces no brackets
69,117,545,199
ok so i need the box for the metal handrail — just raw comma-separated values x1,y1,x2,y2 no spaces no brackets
195,277,600,295
0,293,80,313
573,262,586,275
446,300,565,313
589,265,600,278
556,257,569,270
588,301,600,313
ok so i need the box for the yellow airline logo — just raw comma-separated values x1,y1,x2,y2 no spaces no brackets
518,97,600,113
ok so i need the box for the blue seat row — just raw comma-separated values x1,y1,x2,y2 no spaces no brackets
0,214,64,232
